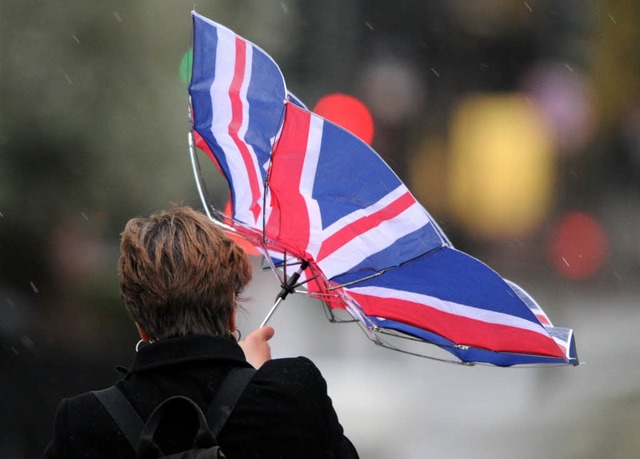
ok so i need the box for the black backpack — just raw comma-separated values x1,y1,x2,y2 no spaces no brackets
93,367,255,458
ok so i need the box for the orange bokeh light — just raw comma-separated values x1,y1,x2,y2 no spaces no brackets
313,93,375,145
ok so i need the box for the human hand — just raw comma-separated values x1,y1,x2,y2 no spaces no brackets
238,326,275,368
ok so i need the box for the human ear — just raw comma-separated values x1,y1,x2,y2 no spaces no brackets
228,308,237,333
135,322,152,342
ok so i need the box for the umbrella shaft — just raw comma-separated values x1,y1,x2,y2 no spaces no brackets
260,297,284,328
259,260,309,327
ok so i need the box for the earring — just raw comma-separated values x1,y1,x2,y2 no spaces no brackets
135,339,144,352
231,329,242,341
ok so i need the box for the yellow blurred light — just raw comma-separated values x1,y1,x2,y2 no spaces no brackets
448,94,555,239
409,137,448,217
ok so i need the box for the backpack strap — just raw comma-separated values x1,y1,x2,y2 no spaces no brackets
206,367,256,436
92,366,256,450
92,386,143,449
137,395,217,458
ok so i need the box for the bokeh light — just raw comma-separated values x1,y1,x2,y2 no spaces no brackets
448,94,555,239
521,62,596,155
547,211,608,280
179,48,193,85
313,93,375,145
357,53,425,126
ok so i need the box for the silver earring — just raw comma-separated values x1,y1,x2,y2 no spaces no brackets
135,339,144,352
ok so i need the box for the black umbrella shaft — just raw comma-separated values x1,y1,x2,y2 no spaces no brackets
276,260,310,301
260,260,310,328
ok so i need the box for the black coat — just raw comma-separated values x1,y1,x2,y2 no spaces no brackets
42,334,359,458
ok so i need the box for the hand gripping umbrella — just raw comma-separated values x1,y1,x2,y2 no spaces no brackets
187,12,578,367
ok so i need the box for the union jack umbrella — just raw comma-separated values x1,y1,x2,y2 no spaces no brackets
187,11,578,366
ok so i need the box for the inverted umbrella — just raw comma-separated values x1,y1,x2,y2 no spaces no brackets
188,11,578,367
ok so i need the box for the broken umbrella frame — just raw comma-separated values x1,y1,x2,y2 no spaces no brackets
188,127,574,367
185,11,578,367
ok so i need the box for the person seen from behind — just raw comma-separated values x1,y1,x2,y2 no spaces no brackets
43,205,359,458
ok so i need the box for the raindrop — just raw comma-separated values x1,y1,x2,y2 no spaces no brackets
0,211,3,217
81,211,89,221
365,21,374,31
64,72,73,84
113,11,123,23
561,257,570,267
564,63,574,73
21,335,34,349
30,281,39,293
523,1,533,12
280,2,288,14
430,67,440,77
72,34,80,44
608,13,617,24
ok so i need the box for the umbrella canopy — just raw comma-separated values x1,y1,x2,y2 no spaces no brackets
188,11,578,367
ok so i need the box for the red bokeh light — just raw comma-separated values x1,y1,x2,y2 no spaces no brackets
313,93,375,145
547,211,608,280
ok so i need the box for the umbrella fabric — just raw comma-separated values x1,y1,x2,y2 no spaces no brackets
188,11,578,366
336,247,576,364
265,102,447,279
190,13,285,228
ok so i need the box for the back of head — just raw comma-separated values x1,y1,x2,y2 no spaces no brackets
118,206,252,340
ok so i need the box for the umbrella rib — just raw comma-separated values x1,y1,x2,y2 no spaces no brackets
188,102,215,222
261,100,288,246
327,245,449,290
326,270,385,290
188,103,230,225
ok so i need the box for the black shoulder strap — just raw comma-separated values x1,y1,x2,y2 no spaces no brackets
92,367,256,450
206,367,256,436
92,386,144,449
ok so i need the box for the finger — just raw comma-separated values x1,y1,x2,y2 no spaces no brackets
243,326,275,343
258,326,275,341
249,326,274,342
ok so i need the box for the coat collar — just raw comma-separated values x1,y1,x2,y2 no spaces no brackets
128,334,250,374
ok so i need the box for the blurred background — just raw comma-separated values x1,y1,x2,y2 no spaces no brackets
1,0,639,457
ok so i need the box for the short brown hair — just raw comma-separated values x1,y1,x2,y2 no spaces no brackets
118,205,252,340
